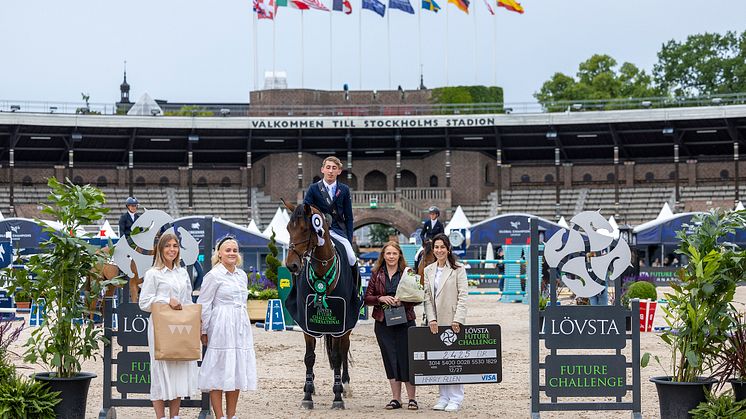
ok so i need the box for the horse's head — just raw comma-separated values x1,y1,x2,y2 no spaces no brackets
282,198,331,275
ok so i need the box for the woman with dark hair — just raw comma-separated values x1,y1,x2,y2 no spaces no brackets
423,233,468,412
364,241,419,410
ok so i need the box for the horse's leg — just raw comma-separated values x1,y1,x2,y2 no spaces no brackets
301,333,316,410
341,331,352,398
330,336,345,409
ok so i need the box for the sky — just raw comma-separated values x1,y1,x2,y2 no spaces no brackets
1,1,745,106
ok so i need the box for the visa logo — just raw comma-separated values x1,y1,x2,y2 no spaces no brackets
482,374,497,382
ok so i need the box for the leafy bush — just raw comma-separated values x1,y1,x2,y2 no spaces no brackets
264,229,281,287
621,281,658,307
642,209,746,382
689,390,746,418
0,376,60,419
713,310,746,387
9,178,122,378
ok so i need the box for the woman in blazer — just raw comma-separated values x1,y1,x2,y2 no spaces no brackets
423,233,468,412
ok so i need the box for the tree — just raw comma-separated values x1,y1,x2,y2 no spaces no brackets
654,30,746,97
368,224,397,246
431,86,504,113
535,54,658,111
264,229,281,287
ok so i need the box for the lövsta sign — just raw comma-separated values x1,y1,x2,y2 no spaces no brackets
542,306,626,350
117,302,150,347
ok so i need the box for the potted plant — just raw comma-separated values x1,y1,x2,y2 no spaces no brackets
643,209,746,419
0,319,60,418
688,390,746,418
11,289,31,311
621,279,658,331
712,310,746,401
5,178,122,419
247,270,279,321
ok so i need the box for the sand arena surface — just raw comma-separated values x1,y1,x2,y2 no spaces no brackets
6,286,746,419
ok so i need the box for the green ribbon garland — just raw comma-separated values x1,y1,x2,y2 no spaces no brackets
307,256,338,309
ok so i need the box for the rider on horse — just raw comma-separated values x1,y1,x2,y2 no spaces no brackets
415,206,444,271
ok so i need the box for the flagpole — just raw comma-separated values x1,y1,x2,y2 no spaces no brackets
493,7,497,89
387,7,392,89
472,1,477,84
417,0,422,89
358,6,363,89
253,11,259,91
445,2,449,86
273,15,277,89
329,11,333,90
301,11,305,88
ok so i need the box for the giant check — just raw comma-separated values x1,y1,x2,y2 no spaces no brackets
408,325,502,385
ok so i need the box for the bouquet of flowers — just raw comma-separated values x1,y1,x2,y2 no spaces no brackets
395,268,425,303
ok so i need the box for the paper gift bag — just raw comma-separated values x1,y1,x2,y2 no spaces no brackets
151,303,202,361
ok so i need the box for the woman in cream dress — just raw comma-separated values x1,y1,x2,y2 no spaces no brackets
139,232,199,419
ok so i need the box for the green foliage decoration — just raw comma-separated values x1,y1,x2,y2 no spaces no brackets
265,229,282,287
0,376,60,419
163,105,215,117
642,209,746,382
689,390,746,419
621,281,658,308
4,177,124,378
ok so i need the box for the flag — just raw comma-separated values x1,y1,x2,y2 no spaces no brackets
253,0,277,19
389,0,414,13
292,0,329,10
483,0,494,15
448,0,469,13
497,0,523,13
362,0,386,16
333,0,352,14
421,0,440,12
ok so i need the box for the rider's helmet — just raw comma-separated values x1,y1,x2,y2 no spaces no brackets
427,206,440,216
125,197,139,207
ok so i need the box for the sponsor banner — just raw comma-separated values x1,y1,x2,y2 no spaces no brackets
639,268,679,285
409,325,502,385
248,116,497,130
545,354,627,398
542,305,627,350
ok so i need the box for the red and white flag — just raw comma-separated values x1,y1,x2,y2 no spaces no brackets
254,0,277,19
292,0,330,11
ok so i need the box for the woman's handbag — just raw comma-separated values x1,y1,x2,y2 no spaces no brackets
151,303,202,361
395,268,425,303
384,305,407,326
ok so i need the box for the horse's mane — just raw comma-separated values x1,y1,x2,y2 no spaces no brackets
289,203,322,224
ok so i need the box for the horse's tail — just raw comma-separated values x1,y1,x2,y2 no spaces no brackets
324,333,353,370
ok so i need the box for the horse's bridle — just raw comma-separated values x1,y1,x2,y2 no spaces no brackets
288,212,335,273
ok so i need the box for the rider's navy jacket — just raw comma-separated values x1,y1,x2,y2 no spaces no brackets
304,180,354,243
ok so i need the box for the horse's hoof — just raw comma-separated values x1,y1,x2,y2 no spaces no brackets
342,383,352,398
331,401,345,410
301,400,314,410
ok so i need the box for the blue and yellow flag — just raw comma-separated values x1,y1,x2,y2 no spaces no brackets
421,0,440,12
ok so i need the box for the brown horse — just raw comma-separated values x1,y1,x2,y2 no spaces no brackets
86,247,143,319
416,239,437,285
283,199,353,410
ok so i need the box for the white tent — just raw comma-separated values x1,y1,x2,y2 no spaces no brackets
99,220,118,239
247,219,261,234
444,206,472,234
262,207,290,244
127,92,163,116
736,201,744,211
0,210,4,221
484,242,495,269
657,202,674,220
557,216,569,228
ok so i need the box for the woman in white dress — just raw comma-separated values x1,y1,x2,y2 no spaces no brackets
197,237,257,419
139,232,199,419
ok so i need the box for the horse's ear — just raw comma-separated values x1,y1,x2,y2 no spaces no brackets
303,203,312,217
281,198,295,212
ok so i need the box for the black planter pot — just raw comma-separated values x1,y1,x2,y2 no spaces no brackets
34,371,97,419
650,376,717,419
731,379,746,402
